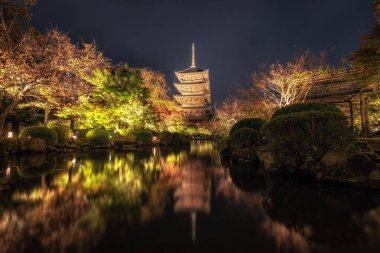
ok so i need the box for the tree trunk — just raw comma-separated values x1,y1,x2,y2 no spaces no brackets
0,98,20,137
44,106,50,126
70,117,75,131
364,97,371,137
360,93,367,137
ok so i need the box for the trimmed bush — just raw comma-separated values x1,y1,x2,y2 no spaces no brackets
19,138,46,153
51,125,73,144
271,102,342,119
229,118,267,136
230,127,259,148
85,129,111,146
20,126,58,146
261,103,353,165
159,131,172,144
135,129,153,145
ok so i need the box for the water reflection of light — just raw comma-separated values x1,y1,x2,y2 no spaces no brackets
174,159,211,243
6,167,11,177
153,147,158,157
215,167,310,253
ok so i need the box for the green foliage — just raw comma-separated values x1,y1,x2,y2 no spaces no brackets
271,102,342,119
229,118,267,136
19,125,58,146
135,129,153,144
58,65,161,134
229,127,259,148
85,129,111,146
261,103,353,164
159,131,172,144
185,125,198,135
51,125,73,144
86,66,149,101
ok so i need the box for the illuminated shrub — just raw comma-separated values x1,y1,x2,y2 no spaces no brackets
261,103,353,163
229,127,259,148
159,131,172,144
135,129,153,145
20,126,58,146
85,129,111,146
229,118,267,136
51,125,73,144
185,125,198,135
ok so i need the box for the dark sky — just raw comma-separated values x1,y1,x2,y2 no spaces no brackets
31,0,374,101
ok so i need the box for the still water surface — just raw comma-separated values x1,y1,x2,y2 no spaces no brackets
1,141,380,253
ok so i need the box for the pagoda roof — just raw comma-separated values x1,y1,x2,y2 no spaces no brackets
176,66,207,74
174,94,210,99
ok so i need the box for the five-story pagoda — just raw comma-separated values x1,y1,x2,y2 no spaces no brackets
174,43,212,122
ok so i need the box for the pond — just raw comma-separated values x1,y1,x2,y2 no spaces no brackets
1,141,380,253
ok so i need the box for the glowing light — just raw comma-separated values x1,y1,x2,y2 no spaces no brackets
7,132,13,138
72,158,76,165
72,135,77,140
6,167,11,177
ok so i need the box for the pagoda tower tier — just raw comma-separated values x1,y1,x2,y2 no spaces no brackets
174,43,212,122
173,94,211,108
174,81,210,95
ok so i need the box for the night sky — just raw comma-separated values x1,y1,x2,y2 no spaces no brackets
31,0,374,101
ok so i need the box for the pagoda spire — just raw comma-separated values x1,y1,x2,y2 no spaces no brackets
191,42,196,68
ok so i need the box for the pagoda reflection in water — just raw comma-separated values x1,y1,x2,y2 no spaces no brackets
174,158,211,242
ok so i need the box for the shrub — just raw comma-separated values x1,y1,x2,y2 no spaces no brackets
19,138,46,152
85,129,111,146
20,126,58,146
271,102,342,119
159,131,172,144
230,127,259,148
261,103,353,164
229,118,267,136
185,125,198,135
135,129,153,144
51,125,73,144
171,132,188,146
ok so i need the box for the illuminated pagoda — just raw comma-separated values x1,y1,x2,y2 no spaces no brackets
174,43,212,122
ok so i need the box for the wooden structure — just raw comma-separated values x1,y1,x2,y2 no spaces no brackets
303,69,375,137
174,43,212,122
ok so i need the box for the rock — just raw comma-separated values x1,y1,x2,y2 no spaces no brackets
320,150,355,167
257,147,297,174
19,138,46,153
46,146,58,152
316,151,380,189
122,144,137,151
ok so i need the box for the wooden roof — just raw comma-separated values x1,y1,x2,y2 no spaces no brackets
304,68,374,103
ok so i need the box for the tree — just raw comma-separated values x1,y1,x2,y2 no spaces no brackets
251,50,327,111
62,65,160,134
139,68,185,131
0,1,108,133
346,1,380,85
346,1,380,129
